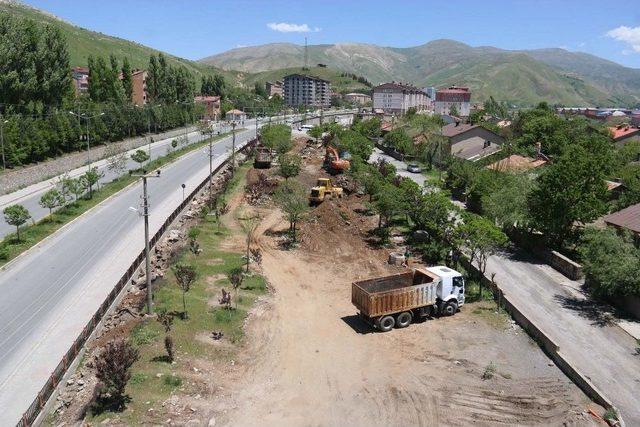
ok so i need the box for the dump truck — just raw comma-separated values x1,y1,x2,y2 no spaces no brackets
254,146,273,168
352,266,465,332
309,178,344,204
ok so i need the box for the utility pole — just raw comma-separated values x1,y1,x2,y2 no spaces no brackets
206,127,215,209
231,121,237,175
69,111,104,169
0,118,7,171
132,169,162,315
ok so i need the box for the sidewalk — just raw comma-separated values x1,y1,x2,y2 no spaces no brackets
0,125,198,196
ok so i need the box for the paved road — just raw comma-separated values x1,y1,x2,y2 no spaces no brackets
374,153,640,425
0,126,256,425
0,110,355,425
0,122,238,238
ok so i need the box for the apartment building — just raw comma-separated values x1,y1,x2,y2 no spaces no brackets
434,86,472,116
71,67,89,97
131,69,148,106
345,92,372,105
283,74,331,108
194,95,221,121
372,82,429,114
265,81,283,98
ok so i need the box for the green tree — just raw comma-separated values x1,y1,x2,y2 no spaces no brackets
67,177,86,201
261,124,292,154
457,214,508,295
529,137,613,247
131,149,150,168
278,153,302,181
483,173,534,231
449,104,459,117
172,264,197,318
273,180,309,241
353,116,381,139
373,183,401,229
383,129,414,155
3,204,32,241
578,227,640,297
121,56,133,101
39,188,65,220
81,166,104,199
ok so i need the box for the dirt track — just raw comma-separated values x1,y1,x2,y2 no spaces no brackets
217,192,599,427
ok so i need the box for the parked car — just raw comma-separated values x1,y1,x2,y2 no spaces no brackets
407,164,422,173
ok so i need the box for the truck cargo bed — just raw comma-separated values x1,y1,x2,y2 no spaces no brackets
352,269,439,318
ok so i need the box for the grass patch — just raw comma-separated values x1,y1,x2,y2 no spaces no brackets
0,130,238,268
482,361,497,380
86,163,267,424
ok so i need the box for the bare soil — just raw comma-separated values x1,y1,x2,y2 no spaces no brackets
211,193,599,427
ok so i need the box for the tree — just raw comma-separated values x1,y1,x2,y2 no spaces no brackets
273,180,309,241
308,125,323,141
131,149,150,168
411,114,447,168
278,153,302,181
383,129,414,156
373,183,401,230
449,104,459,117
260,124,292,154
239,213,261,272
457,214,508,296
529,138,613,247
172,264,197,318
81,166,104,199
353,116,381,139
482,173,534,231
3,205,31,241
227,267,244,309
578,227,640,297
94,339,139,411
105,144,128,175
67,178,86,201
39,188,64,220
121,56,133,101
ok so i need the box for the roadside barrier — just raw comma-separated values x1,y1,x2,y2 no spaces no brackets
17,138,257,427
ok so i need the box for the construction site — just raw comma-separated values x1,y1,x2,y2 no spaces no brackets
47,133,604,427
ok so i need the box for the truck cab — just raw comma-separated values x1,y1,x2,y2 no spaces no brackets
426,266,465,314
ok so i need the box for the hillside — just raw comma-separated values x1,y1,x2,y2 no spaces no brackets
239,66,372,94
0,0,240,84
201,39,640,107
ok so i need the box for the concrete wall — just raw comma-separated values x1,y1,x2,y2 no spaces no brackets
543,250,583,280
458,254,624,425
619,294,640,319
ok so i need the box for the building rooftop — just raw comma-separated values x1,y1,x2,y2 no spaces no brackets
608,125,640,141
486,154,546,172
226,109,245,115
194,95,220,102
437,86,471,94
373,82,424,93
283,73,330,83
451,136,501,161
604,203,640,234
441,122,478,137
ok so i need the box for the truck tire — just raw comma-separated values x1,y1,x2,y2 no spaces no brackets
442,300,458,316
377,315,395,332
395,311,412,328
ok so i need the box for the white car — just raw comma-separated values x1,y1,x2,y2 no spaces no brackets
407,164,422,173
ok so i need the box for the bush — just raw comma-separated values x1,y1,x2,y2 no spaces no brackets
163,375,182,387
93,339,139,411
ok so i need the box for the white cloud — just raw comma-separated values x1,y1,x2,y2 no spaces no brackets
606,25,640,53
267,22,320,33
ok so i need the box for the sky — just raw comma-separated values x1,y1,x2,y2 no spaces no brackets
21,0,640,68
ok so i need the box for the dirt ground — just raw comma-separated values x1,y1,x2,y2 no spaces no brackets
204,143,600,427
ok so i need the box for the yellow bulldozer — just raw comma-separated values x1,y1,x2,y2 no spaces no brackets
309,178,344,205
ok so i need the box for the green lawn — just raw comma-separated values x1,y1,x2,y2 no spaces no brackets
0,131,236,268
86,164,267,424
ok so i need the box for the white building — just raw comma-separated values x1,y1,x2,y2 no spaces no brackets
434,86,471,117
283,74,331,108
372,82,429,114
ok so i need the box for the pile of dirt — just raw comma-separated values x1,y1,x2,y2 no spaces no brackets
299,195,394,269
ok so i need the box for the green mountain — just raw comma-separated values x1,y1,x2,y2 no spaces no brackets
0,0,238,83
201,40,640,107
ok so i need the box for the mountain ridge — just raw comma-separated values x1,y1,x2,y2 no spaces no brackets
201,40,640,107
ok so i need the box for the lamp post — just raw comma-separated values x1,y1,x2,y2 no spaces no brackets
70,111,105,169
132,169,162,315
0,118,8,171
181,183,186,202
231,121,237,175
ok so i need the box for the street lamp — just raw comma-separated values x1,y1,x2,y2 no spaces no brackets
181,183,186,202
69,111,105,169
0,118,8,171
231,121,237,175
131,169,162,315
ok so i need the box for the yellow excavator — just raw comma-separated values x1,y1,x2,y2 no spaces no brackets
309,178,344,205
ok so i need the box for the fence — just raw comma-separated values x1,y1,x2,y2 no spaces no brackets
17,138,258,427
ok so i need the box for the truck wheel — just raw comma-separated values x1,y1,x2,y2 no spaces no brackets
395,311,412,328
442,300,458,316
377,315,395,332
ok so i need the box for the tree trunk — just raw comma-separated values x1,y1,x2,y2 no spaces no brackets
16,226,20,241
182,291,187,318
